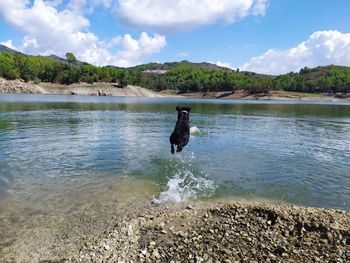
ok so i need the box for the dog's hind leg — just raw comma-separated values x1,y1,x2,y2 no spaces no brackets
176,145,183,152
171,144,175,154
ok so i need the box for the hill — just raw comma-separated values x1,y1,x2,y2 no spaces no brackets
0,44,85,64
45,54,69,63
274,65,350,94
0,45,350,94
106,60,236,73
0,44,21,55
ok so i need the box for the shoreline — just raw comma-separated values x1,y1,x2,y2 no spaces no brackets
0,77,166,98
2,197,349,262
76,199,350,262
1,77,350,102
182,90,350,102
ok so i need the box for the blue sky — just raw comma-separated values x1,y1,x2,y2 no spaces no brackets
1,0,350,74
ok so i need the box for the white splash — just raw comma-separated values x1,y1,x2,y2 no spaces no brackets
155,172,193,203
190,126,200,135
154,152,217,204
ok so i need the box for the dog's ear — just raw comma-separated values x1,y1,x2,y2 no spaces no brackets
176,106,180,111
188,106,192,112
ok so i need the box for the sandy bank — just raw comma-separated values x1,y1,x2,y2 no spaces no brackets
43,83,166,97
0,77,46,94
0,78,165,97
183,90,350,102
76,200,350,262
1,78,350,102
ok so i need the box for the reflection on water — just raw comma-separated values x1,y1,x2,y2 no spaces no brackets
0,94,350,260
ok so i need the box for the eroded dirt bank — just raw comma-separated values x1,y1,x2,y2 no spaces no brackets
0,78,165,97
1,78,350,102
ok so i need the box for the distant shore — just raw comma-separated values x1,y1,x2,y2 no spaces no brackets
0,77,165,97
1,77,350,102
182,90,350,102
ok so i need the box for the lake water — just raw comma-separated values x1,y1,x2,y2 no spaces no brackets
1,94,350,259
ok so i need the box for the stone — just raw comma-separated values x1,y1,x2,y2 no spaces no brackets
149,241,156,247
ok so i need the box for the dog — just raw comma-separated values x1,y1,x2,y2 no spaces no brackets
170,106,191,154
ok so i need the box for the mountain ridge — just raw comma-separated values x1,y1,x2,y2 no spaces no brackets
1,44,350,78
1,44,350,95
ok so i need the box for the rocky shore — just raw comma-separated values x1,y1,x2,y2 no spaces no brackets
76,200,350,262
182,90,350,102
0,77,45,94
1,77,350,102
0,77,164,97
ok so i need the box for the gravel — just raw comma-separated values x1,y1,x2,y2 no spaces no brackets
75,200,350,262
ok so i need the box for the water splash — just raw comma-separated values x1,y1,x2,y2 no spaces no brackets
190,126,200,135
154,152,216,204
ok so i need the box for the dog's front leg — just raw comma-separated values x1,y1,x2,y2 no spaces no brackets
171,144,175,154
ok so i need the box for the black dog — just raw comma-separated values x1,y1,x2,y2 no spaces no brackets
170,106,191,154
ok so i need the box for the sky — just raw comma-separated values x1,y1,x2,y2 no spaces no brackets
0,0,350,75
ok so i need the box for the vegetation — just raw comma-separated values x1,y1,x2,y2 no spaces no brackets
1,48,350,94
0,50,128,86
126,62,274,94
273,66,350,94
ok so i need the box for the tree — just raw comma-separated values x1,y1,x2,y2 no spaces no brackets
0,52,18,79
118,71,128,88
66,52,77,65
41,62,59,82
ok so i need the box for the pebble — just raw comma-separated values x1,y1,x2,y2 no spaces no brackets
149,241,156,247
74,201,350,263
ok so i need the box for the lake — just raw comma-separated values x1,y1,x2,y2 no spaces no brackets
0,94,350,259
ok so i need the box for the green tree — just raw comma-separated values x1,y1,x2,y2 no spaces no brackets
118,71,128,87
66,52,77,65
0,52,18,79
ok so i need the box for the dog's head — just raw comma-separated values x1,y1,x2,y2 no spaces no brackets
176,106,191,120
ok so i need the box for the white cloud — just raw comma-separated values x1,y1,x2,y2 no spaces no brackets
252,0,269,16
116,0,269,32
0,0,166,67
213,61,235,70
44,0,63,8
67,0,89,13
241,30,350,74
113,32,166,67
67,0,113,14
1,39,17,50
